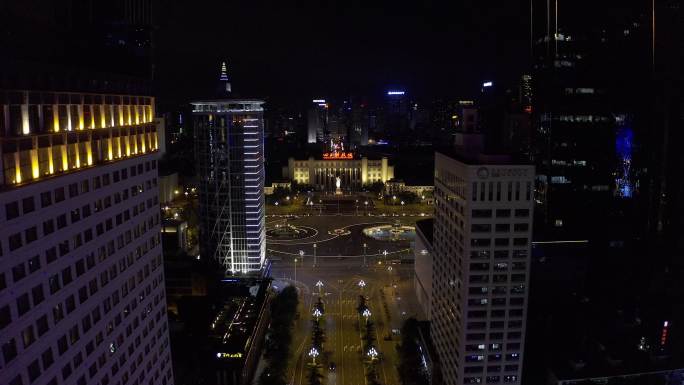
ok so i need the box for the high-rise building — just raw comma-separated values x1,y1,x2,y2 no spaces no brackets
0,90,173,385
431,139,534,385
0,2,174,385
307,100,328,144
192,99,266,274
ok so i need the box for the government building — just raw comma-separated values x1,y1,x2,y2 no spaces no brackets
284,152,394,192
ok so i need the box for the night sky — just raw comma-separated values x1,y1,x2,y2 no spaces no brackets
153,1,531,104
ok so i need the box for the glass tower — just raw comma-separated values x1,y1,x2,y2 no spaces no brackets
192,100,266,274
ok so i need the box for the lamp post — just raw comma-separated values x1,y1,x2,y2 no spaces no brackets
358,280,366,291
382,249,388,264
364,200,369,215
367,346,379,361
313,243,317,267
401,200,405,215
363,243,367,267
315,280,324,296
313,308,322,320
299,250,305,267
294,258,297,283
308,347,319,365
362,308,372,325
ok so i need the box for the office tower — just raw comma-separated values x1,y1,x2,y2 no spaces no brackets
0,90,173,385
0,2,174,385
192,99,266,274
307,100,328,144
431,140,534,385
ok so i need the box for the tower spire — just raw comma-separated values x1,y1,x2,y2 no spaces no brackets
219,61,231,94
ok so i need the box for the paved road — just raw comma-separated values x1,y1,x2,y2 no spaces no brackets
272,257,423,385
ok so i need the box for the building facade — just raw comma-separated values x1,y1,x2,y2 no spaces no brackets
431,151,533,385
0,90,173,385
414,219,434,320
284,154,394,192
192,100,266,274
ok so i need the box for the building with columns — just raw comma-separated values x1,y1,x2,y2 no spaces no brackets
283,153,394,192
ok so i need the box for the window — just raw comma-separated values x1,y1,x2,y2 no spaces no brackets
22,197,35,214
28,255,41,273
496,209,510,218
514,209,529,218
513,238,528,246
65,295,76,313
22,325,36,347
495,224,510,232
471,238,491,247
43,219,55,235
37,314,49,336
71,208,81,223
0,305,11,330
495,238,509,247
13,263,27,282
53,303,65,323
9,233,22,251
54,187,65,202
57,214,67,228
82,204,91,218
32,285,45,305
81,180,90,193
471,224,491,233
28,358,42,381
69,183,79,198
472,209,492,218
5,201,19,220
61,267,73,285
42,347,54,369
25,227,38,243
514,223,529,232
2,338,18,363
41,191,53,207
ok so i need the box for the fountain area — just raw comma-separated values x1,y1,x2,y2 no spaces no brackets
362,222,416,241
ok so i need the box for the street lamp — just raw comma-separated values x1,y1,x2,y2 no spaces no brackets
308,347,319,365
367,346,379,360
363,243,367,267
299,250,305,267
362,308,372,324
312,308,323,320
313,243,317,267
274,201,279,206
358,280,366,290
364,200,369,215
315,280,324,296
401,200,405,215
382,250,388,264
293,258,297,283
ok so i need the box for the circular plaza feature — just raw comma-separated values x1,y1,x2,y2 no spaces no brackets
362,222,416,242
266,223,317,240
327,228,351,236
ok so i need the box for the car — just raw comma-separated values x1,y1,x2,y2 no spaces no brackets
329,362,336,372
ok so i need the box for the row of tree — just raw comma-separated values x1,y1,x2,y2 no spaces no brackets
308,297,326,385
259,286,299,385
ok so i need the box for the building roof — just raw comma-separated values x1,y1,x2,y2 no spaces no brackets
435,146,531,166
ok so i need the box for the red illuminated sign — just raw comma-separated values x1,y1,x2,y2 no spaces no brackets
323,152,354,160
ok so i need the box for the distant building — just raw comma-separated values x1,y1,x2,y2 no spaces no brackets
284,153,394,193
307,100,328,144
385,179,434,200
431,138,534,385
192,99,266,274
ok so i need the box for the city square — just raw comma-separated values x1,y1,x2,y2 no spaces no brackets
267,212,427,385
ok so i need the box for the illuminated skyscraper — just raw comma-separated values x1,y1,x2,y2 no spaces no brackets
431,138,533,385
192,99,266,274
